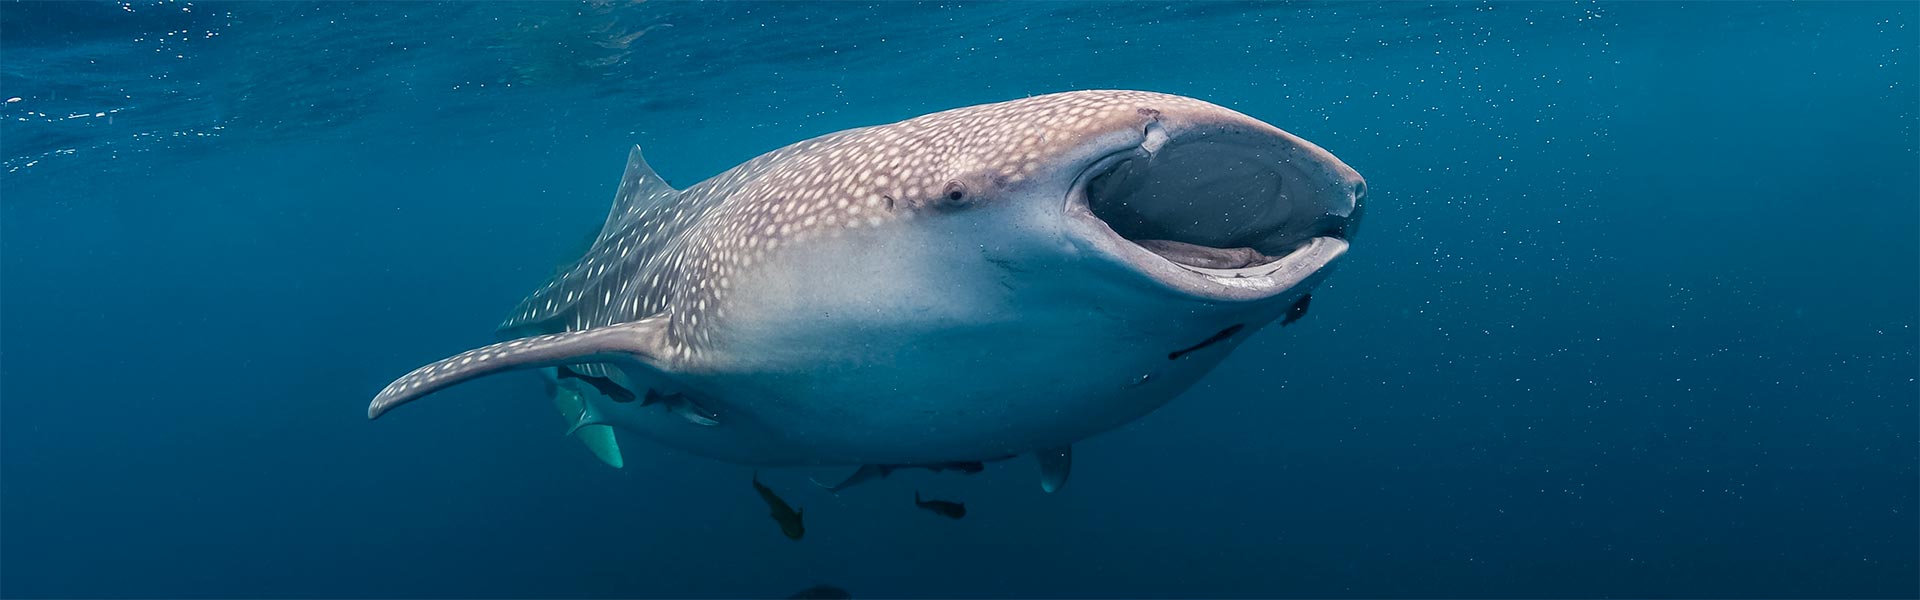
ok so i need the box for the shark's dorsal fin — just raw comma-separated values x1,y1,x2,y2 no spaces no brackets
593,144,680,248
499,145,685,336
369,317,673,420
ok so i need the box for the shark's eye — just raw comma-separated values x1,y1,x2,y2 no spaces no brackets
931,180,973,213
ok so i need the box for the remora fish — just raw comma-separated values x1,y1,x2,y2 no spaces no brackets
366,90,1367,491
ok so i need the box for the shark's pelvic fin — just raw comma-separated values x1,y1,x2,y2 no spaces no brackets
551,381,624,468
1036,445,1073,493
368,316,672,420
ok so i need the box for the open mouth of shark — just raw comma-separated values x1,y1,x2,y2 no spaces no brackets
1066,123,1361,301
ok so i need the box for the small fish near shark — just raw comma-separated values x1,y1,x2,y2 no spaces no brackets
367,90,1367,493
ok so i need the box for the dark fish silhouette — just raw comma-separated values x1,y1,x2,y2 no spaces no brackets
786,584,852,599
1281,293,1313,326
555,365,637,403
752,473,805,540
914,491,967,519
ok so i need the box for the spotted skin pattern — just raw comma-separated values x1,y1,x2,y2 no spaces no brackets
497,90,1224,361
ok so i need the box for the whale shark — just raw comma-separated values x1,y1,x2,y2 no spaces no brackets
368,90,1366,491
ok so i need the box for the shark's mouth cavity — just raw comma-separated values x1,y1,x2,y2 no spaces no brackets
1068,123,1361,301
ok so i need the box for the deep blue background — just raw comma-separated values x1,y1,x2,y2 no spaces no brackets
3,2,1914,598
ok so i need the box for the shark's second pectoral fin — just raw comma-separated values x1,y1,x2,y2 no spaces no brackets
810,464,891,493
1036,445,1072,493
368,316,672,420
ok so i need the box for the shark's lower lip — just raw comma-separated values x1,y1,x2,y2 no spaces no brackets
1167,235,1348,289
1171,236,1343,280
1065,196,1348,302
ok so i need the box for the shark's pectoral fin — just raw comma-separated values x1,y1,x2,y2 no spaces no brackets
368,316,672,420
1036,445,1072,493
560,397,605,437
575,424,624,468
552,381,624,468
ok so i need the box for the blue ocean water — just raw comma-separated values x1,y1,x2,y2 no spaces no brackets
2,1,1915,598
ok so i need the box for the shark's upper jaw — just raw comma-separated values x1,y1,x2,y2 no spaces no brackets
1064,117,1365,303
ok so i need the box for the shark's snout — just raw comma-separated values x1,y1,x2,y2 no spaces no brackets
1065,105,1363,302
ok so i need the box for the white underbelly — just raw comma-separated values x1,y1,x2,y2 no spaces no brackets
594,222,1274,466
596,311,1260,466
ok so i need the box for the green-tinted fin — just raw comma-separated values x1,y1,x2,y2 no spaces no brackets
552,380,624,468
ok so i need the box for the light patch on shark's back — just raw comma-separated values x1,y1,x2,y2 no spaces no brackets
645,92,1205,351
